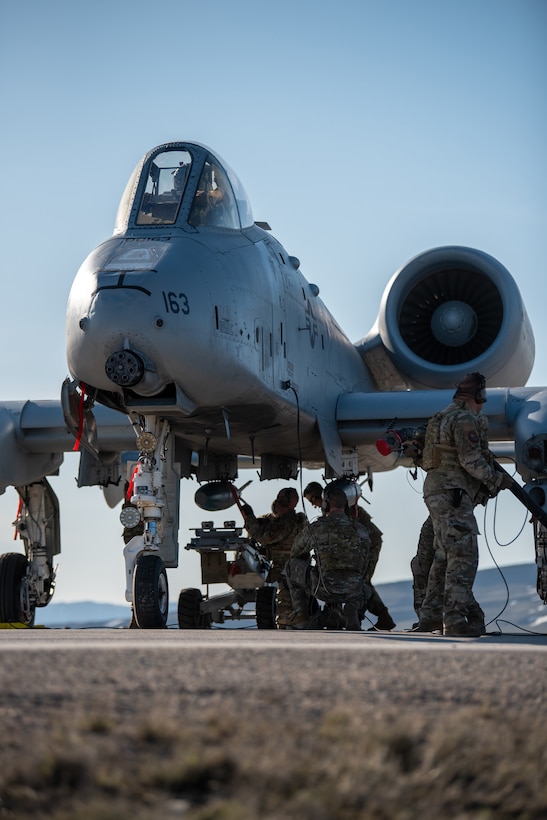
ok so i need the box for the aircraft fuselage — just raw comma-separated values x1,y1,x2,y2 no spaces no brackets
66,142,372,468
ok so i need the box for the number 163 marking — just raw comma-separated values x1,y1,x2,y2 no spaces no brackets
162,291,190,315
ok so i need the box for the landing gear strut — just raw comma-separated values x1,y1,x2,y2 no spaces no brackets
0,479,59,626
122,415,181,628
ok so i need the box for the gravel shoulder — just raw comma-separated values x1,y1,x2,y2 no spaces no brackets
1,630,546,818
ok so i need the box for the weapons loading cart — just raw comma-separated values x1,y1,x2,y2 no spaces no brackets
178,521,276,629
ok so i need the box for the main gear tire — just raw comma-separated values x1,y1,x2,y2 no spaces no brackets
255,585,276,629
178,587,211,629
0,552,35,626
133,553,169,629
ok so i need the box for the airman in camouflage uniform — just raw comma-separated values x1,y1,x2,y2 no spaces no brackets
242,487,306,628
355,505,396,630
417,373,512,636
397,430,438,624
304,482,394,629
407,428,485,628
286,486,371,629
410,515,435,621
388,427,437,625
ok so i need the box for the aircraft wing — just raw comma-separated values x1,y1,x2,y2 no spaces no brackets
0,399,136,496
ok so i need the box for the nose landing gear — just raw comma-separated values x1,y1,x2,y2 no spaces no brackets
133,553,169,628
123,416,180,629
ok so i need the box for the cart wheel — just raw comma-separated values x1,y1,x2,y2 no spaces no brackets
178,588,211,629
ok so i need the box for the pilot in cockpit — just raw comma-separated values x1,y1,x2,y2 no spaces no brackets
172,162,188,193
189,161,238,228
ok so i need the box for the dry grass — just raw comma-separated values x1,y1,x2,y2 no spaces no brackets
1,641,546,818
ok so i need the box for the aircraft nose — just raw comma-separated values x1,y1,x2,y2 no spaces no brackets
105,350,145,387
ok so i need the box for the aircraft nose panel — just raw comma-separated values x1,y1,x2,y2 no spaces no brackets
105,350,145,387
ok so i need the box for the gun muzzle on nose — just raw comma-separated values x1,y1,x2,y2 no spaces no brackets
105,350,145,387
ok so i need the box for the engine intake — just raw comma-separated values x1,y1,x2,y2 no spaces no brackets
358,246,534,389
402,269,502,364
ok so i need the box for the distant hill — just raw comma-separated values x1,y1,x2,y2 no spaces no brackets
375,562,547,633
36,601,133,629
34,563,547,632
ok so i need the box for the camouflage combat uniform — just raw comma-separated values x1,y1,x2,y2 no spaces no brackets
398,428,437,621
354,506,394,625
419,400,504,632
356,506,382,584
285,512,371,629
410,515,435,618
411,513,486,626
245,509,306,627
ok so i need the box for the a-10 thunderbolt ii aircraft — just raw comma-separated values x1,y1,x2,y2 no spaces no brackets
1,139,547,628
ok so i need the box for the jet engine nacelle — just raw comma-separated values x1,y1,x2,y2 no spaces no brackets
358,246,534,390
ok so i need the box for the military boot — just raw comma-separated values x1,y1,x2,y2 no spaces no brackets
368,607,396,631
286,612,311,630
467,621,486,636
317,603,345,629
343,604,362,631
444,621,483,637
412,618,443,632
466,615,486,635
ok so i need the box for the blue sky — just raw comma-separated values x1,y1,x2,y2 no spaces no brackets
0,0,545,605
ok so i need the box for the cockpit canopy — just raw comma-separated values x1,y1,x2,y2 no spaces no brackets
114,142,254,234
136,149,192,226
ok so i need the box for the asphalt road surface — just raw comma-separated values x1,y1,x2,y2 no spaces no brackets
2,628,546,713
2,626,547,651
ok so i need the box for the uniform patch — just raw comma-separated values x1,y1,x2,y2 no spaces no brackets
467,431,479,444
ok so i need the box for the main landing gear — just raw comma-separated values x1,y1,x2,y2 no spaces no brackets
0,479,59,627
122,415,182,629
